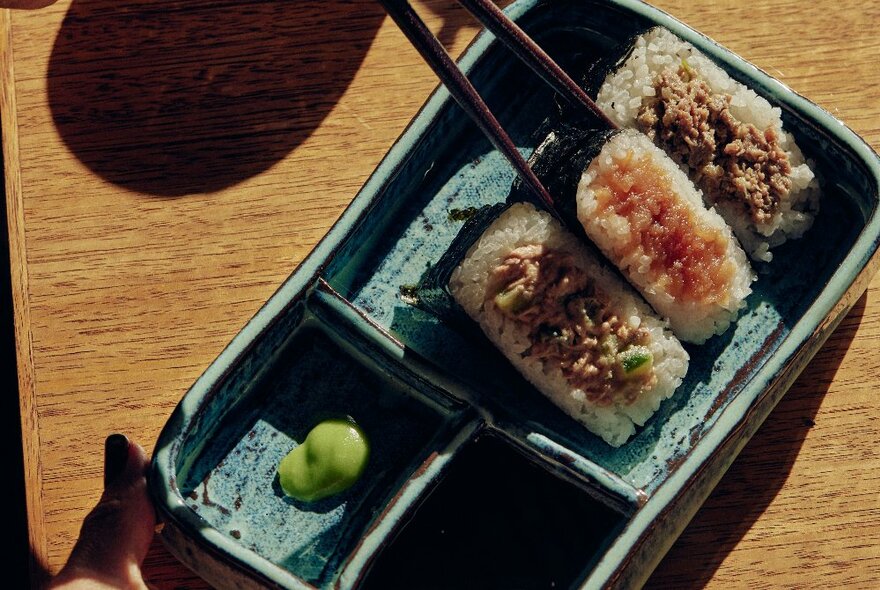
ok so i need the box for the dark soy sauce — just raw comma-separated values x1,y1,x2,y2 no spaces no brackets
360,436,627,589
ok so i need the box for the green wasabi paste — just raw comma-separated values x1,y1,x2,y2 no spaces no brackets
278,419,370,502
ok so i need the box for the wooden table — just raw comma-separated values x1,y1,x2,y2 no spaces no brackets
4,0,878,588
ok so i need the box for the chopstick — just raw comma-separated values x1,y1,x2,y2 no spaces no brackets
456,0,618,130
378,0,558,215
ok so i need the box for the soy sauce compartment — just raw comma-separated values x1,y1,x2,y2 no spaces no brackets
359,433,630,590
173,317,468,588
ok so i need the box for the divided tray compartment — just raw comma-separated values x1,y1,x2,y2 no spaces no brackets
170,313,467,586
154,281,642,589
357,432,632,590
151,0,880,588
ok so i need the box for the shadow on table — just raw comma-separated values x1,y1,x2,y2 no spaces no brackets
47,0,385,197
646,292,867,588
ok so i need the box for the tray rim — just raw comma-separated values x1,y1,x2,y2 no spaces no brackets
150,0,880,588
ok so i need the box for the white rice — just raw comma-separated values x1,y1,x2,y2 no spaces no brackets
596,27,820,261
449,202,689,447
576,129,754,344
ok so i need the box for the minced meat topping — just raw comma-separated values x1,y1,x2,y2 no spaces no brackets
636,65,792,224
487,244,656,406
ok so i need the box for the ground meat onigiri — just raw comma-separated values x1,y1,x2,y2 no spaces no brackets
487,244,656,406
636,66,792,225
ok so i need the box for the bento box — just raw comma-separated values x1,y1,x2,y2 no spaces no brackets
149,0,880,588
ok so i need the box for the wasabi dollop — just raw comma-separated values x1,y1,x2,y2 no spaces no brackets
278,419,369,502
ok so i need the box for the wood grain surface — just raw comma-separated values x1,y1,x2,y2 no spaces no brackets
3,0,878,588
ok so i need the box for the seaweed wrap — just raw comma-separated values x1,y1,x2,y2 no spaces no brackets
594,27,819,261
449,202,689,447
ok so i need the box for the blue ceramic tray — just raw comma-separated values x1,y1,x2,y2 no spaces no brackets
150,0,880,588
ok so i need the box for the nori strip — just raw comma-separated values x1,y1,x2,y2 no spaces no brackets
581,29,642,98
509,121,617,232
413,202,509,331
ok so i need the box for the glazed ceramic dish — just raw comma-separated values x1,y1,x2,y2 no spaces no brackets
150,0,880,588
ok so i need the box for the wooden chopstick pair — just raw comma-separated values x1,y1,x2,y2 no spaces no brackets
378,0,617,213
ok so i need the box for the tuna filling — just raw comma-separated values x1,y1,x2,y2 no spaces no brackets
487,244,656,406
636,65,792,225
591,149,735,305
